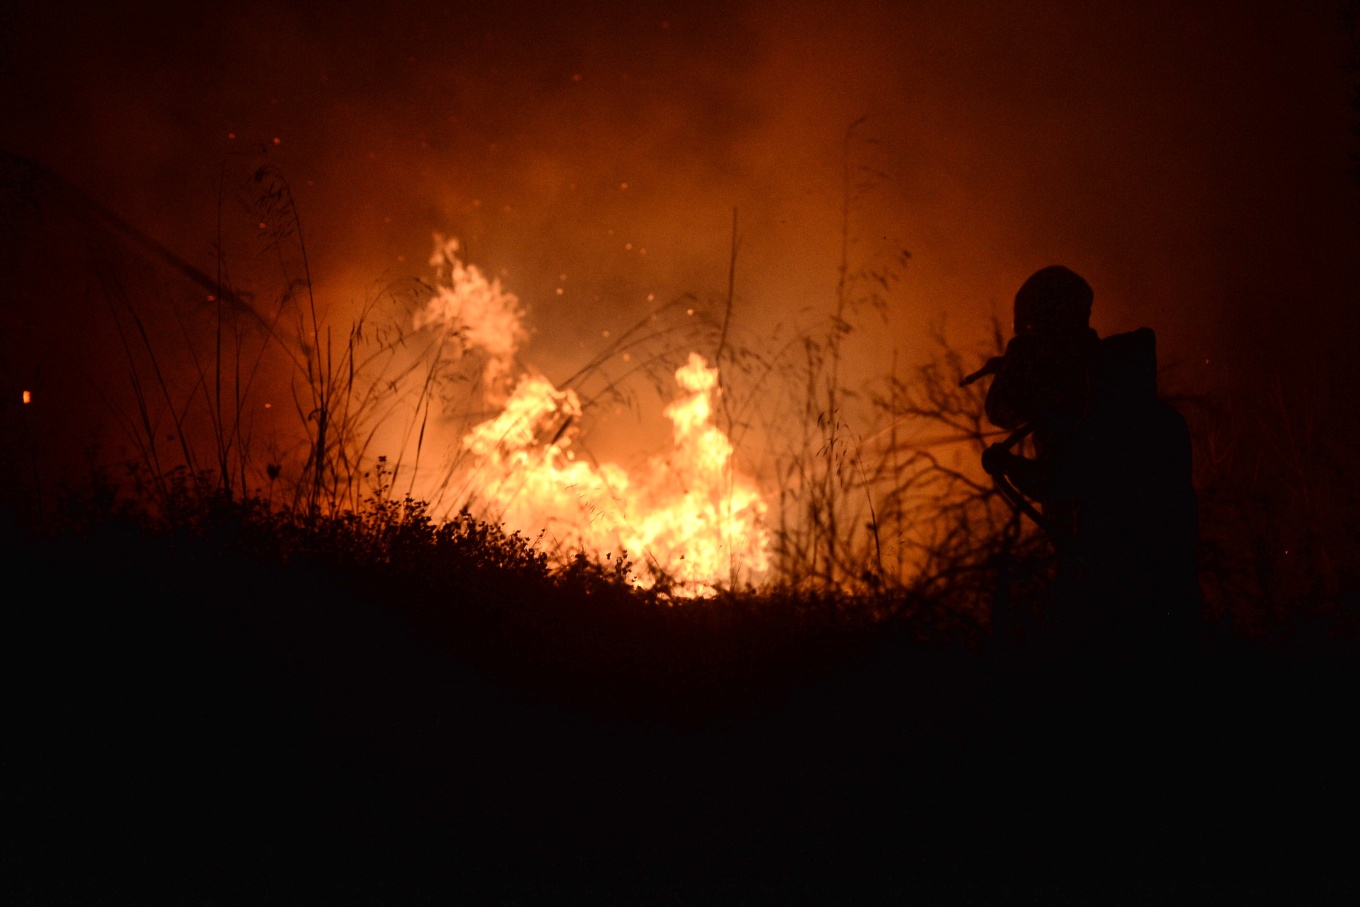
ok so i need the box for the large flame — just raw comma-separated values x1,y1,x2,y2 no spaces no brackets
460,356,768,595
418,240,768,594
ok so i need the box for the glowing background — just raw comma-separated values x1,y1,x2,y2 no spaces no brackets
3,0,1359,553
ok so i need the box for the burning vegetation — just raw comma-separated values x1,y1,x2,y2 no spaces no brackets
460,353,769,594
410,236,769,594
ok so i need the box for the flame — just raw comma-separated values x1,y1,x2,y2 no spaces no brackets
458,356,768,596
413,235,527,396
631,353,770,590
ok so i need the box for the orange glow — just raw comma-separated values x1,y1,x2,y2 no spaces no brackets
420,238,769,595
22,390,31,404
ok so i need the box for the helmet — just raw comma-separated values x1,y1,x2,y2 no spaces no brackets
1014,266,1093,337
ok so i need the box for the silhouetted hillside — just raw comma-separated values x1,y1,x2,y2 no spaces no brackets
6,500,1359,904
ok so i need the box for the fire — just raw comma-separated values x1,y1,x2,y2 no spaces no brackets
458,356,768,595
631,353,770,590
413,235,527,396
420,239,768,595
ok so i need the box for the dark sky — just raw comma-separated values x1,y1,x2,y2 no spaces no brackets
3,0,1359,458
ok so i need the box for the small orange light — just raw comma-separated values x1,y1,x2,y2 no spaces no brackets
22,390,31,404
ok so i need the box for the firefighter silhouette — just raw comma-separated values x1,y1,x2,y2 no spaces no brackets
972,266,1201,647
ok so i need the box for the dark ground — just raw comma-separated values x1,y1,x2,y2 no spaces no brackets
5,527,1358,906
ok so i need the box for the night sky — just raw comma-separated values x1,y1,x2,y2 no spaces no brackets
3,0,1359,468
